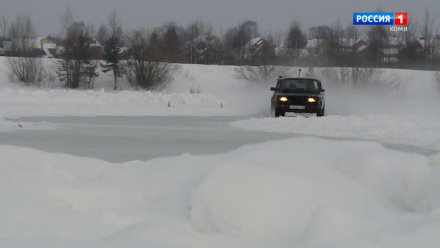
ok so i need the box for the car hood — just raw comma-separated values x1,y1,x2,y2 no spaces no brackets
274,92,321,96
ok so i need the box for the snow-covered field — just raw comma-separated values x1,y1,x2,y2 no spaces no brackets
1,57,440,247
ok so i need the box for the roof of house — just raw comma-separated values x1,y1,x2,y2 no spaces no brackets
305,39,323,49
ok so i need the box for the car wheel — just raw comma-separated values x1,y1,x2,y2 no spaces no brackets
317,108,325,117
275,108,285,117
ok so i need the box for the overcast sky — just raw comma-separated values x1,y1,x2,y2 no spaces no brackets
0,0,439,35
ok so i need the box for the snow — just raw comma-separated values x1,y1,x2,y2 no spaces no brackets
0,58,270,121
1,57,438,120
1,56,440,247
1,138,440,248
0,88,226,117
232,114,440,150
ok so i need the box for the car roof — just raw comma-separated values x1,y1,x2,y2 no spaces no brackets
278,77,320,81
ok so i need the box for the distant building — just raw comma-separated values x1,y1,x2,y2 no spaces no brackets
300,39,324,58
244,37,276,63
36,36,59,57
299,38,367,59
185,34,223,64
2,38,36,54
418,37,440,60
1,36,104,59
338,38,368,54
382,35,406,63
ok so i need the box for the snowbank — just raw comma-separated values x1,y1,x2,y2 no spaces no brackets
232,114,440,150
0,87,231,132
0,88,226,117
1,137,440,248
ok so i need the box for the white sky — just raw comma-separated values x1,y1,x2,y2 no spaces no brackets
0,0,439,35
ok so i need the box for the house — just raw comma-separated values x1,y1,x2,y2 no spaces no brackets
1,35,104,59
51,37,104,59
185,34,223,64
382,35,406,63
36,36,59,57
2,38,35,55
2,36,58,57
338,38,368,54
244,37,276,63
88,38,104,59
300,39,324,58
418,37,440,60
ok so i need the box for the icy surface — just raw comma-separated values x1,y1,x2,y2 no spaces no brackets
0,116,292,162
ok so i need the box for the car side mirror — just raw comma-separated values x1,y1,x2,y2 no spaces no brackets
270,87,277,91
321,89,326,92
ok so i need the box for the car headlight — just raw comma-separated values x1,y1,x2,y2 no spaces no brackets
307,97,316,103
279,96,288,102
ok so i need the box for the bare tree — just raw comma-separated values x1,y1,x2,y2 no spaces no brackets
86,23,96,40
57,22,98,89
308,25,340,65
102,11,124,90
8,15,34,39
421,8,435,50
399,16,423,67
185,20,211,41
224,20,260,64
236,65,287,83
421,8,438,69
96,25,110,45
108,10,123,38
7,15,35,56
345,25,360,65
124,30,175,90
0,16,7,38
6,15,44,86
311,67,393,88
7,57,44,86
286,20,307,63
367,26,388,66
60,8,74,38
268,30,287,62
184,20,214,63
57,10,99,89
162,24,182,62
235,34,284,83
405,13,418,45
330,19,345,65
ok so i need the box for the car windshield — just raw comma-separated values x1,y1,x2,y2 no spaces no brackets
280,79,319,92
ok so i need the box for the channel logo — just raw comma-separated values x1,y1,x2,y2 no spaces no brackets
353,12,408,26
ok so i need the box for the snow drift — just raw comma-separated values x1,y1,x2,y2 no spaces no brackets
232,114,440,150
1,137,440,248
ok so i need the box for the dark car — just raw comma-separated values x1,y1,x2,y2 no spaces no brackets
270,77,325,117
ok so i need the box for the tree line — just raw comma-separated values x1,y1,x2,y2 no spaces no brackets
0,9,439,88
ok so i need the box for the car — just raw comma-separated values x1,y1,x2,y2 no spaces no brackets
270,76,325,117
